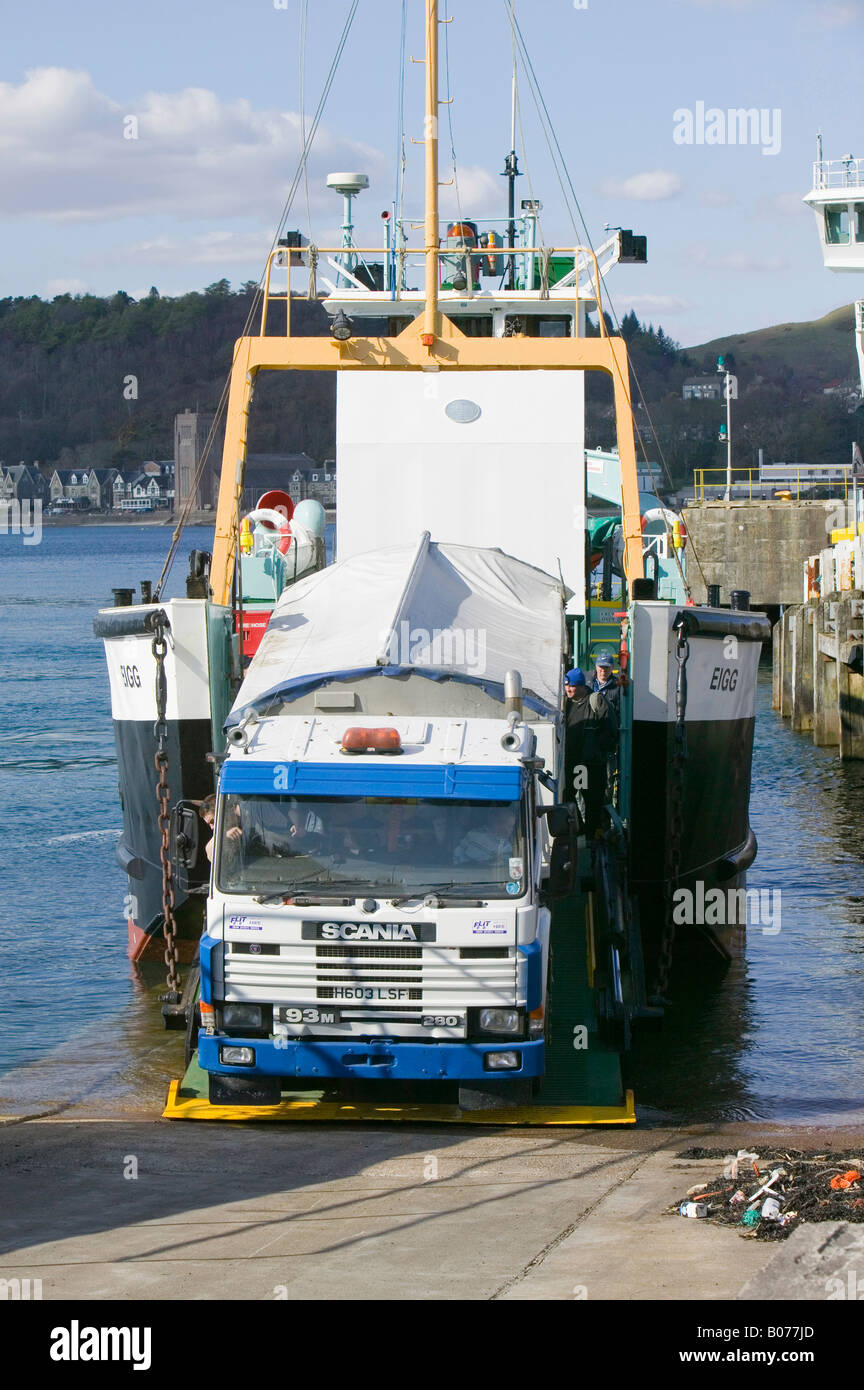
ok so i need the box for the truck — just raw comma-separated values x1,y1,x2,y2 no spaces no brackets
194,534,571,1109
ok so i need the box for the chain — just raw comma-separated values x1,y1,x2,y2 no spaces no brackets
152,613,181,1002
651,617,689,1004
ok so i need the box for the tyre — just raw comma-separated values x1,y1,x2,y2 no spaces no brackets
184,1001,201,1070
458,1078,534,1110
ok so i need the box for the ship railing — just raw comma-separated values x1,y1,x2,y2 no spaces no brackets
693,466,851,502
259,243,607,336
812,157,864,191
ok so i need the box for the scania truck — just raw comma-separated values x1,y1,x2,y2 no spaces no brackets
194,535,569,1108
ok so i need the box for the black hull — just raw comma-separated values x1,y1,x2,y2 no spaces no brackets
630,714,757,984
114,716,213,959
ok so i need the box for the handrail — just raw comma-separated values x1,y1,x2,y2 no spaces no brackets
259,243,606,333
813,157,864,191
693,466,850,502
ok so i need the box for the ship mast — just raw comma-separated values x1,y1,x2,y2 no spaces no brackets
423,0,440,343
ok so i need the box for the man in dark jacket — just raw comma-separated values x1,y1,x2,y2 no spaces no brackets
564,667,618,835
591,652,620,716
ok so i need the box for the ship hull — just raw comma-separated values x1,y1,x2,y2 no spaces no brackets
627,601,769,985
95,599,230,962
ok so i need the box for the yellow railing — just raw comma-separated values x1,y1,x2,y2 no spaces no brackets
693,467,851,502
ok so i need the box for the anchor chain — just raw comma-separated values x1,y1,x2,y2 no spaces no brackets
152,613,181,1002
651,616,689,1004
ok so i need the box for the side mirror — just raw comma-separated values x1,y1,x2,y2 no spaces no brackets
169,800,209,890
537,804,576,839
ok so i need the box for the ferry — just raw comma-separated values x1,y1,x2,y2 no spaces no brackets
95,0,768,1115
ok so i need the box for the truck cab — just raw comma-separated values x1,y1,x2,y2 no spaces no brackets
198,711,558,1107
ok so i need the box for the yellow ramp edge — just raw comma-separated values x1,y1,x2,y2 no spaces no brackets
163,1079,635,1126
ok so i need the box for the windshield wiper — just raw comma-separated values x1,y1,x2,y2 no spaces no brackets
253,891,358,905
390,883,487,907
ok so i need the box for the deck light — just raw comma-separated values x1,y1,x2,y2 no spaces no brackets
331,310,354,341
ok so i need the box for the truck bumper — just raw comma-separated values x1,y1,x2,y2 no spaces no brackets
198,1033,545,1082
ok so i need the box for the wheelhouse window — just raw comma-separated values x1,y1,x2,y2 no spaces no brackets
825,204,851,245
856,204,864,243
215,794,527,899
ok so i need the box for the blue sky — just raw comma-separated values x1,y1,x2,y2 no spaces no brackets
2,0,862,344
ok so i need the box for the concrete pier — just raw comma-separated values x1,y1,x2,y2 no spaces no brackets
775,591,864,759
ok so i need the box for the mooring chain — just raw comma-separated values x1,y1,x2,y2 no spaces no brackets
151,613,181,1002
652,618,689,1004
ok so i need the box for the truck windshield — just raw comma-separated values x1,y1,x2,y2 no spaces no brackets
215,795,526,898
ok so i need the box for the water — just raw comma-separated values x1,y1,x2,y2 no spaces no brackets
1,525,863,1123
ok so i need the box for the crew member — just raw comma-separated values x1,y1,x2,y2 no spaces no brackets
564,668,617,836
591,652,620,716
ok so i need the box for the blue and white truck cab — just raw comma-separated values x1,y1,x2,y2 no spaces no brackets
194,536,568,1107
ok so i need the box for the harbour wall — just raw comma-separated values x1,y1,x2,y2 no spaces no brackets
682,500,841,606
773,593,864,759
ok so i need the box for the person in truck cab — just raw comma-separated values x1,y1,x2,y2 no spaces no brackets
453,804,517,870
200,793,243,864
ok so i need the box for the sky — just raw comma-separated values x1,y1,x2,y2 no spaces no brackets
1,0,863,345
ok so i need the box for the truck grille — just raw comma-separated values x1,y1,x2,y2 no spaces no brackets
224,942,518,1011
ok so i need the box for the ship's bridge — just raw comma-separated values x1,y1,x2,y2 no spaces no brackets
804,156,864,272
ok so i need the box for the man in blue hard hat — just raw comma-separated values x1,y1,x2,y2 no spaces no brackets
592,652,620,716
563,667,617,835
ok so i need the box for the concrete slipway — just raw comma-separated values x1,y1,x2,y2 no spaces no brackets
1,1100,862,1301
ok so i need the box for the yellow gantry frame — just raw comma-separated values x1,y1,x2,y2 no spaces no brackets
210,0,644,608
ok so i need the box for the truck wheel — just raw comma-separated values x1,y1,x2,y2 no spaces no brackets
184,1002,201,1070
458,1079,534,1111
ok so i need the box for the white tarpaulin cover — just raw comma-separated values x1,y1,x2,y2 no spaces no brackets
231,534,566,718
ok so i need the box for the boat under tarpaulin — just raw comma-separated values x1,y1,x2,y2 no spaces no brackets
228,532,568,721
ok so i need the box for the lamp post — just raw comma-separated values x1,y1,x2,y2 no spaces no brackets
718,355,738,500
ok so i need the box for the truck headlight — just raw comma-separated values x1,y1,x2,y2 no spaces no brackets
484,1051,521,1070
220,1046,255,1066
223,1004,263,1029
478,1008,521,1034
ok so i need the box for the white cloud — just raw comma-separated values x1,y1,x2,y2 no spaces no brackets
120,230,273,267
0,67,387,223
599,171,683,201
687,243,790,271
808,2,862,26
441,166,502,217
43,276,89,297
619,294,691,316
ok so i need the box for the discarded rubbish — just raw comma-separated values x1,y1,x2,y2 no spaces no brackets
829,1170,861,1191
723,1150,759,1180
679,1201,710,1219
673,1148,864,1241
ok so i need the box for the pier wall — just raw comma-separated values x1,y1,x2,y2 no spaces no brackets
682,500,841,606
773,592,864,760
